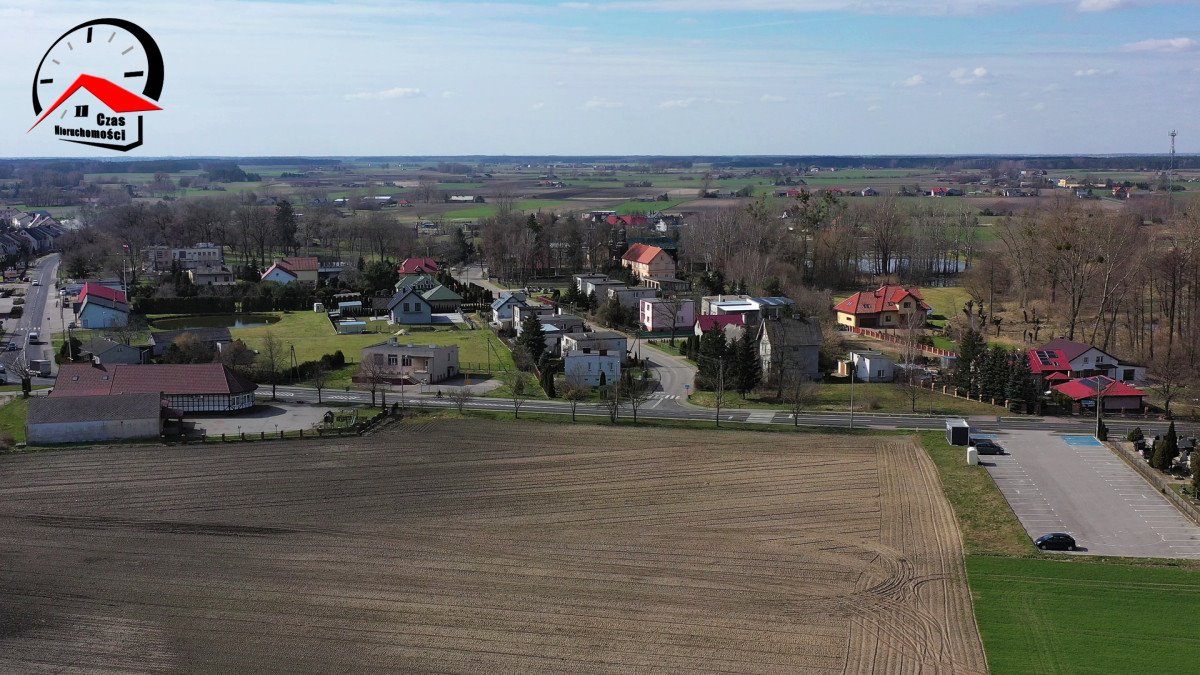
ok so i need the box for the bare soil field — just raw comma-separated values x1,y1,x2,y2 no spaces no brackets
0,421,984,672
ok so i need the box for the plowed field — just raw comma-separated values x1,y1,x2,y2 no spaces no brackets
0,421,985,672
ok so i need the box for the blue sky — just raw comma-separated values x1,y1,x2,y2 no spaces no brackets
1,0,1198,156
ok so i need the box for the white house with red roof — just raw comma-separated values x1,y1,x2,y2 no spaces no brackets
1052,375,1146,413
1038,337,1145,383
621,243,675,281
834,285,930,329
261,256,319,285
76,282,129,329
1027,347,1073,389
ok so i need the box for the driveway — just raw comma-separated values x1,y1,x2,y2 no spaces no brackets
189,403,336,436
983,429,1200,558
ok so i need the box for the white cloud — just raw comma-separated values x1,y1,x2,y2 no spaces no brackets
826,91,847,98
659,98,696,108
568,45,592,54
584,97,623,109
950,66,989,84
530,102,546,110
1121,37,1197,53
1031,102,1046,111
557,0,1137,17
1077,0,1124,11
344,87,423,101
899,74,926,87
760,94,786,102
1074,68,1114,76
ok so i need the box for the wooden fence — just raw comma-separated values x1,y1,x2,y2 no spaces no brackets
851,326,958,359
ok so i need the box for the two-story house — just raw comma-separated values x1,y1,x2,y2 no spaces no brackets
834,285,930,329
620,243,675,281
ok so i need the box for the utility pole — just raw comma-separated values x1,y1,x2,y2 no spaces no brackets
849,358,855,431
1095,377,1103,439
715,355,723,428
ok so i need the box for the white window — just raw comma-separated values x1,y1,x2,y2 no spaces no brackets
387,354,398,366
402,355,412,366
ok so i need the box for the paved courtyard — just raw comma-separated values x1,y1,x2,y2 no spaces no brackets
189,403,341,437
983,430,1200,558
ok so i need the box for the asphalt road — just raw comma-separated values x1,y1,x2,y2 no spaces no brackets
983,430,1200,558
267,384,1185,438
1,254,59,384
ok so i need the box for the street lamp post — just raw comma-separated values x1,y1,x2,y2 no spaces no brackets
1094,377,1103,439
849,359,855,431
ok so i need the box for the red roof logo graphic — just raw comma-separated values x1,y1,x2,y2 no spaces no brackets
28,73,161,132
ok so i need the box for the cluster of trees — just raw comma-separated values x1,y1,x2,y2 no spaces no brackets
481,205,597,284
683,195,981,293
983,197,1200,414
62,195,421,285
951,328,1040,410
693,328,761,398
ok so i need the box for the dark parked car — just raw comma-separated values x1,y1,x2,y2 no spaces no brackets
1035,533,1077,551
969,438,1005,455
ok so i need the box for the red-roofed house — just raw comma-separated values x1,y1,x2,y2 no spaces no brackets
621,243,675,281
77,282,129,329
398,257,439,274
261,256,319,285
1052,375,1146,414
694,314,747,342
606,214,650,228
834,285,930,329
1038,337,1144,383
1027,348,1071,388
53,362,257,413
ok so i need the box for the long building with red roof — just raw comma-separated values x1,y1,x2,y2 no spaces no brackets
1052,375,1146,413
53,363,257,413
834,285,930,329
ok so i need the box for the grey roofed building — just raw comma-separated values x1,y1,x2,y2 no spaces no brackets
27,392,164,444
757,316,823,383
78,336,144,365
150,326,233,357
28,392,163,424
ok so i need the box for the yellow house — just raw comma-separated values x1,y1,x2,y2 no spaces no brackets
835,285,929,329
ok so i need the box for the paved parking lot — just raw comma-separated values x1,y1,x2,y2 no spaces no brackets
984,430,1200,558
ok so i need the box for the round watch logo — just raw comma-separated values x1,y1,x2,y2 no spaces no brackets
28,18,164,152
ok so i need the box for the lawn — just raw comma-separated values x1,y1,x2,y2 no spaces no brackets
613,199,684,214
969,556,1200,674
0,396,29,444
915,431,1200,673
688,381,1006,417
442,199,582,220
918,431,1030,556
919,286,971,320
230,311,514,386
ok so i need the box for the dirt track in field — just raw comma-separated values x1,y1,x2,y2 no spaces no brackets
0,421,985,673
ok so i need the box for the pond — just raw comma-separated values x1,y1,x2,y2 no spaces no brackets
151,314,280,331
